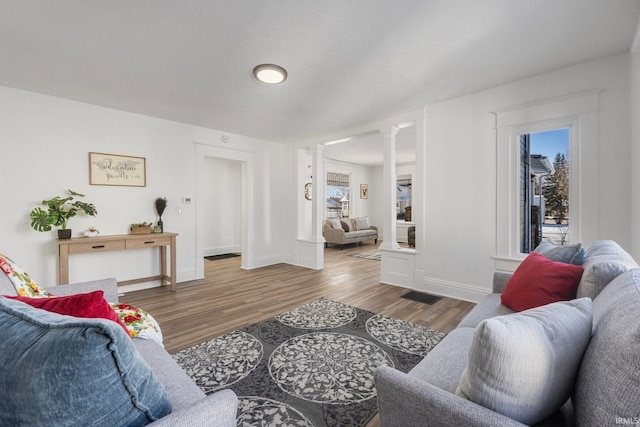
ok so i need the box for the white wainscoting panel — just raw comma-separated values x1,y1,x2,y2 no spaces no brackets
380,249,416,287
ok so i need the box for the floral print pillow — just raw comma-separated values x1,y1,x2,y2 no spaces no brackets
0,254,51,298
110,303,164,346
0,253,163,345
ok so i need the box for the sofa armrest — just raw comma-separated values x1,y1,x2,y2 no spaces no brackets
375,365,526,427
148,389,238,427
369,225,378,232
323,224,346,244
492,271,513,293
44,278,119,303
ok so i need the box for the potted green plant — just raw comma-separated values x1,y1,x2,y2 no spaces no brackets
30,189,97,239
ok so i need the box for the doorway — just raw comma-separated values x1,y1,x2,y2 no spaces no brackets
202,157,242,259
195,142,254,279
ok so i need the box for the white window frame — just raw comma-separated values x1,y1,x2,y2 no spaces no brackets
325,171,351,219
494,91,600,271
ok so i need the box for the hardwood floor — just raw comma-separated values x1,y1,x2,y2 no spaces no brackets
120,242,475,427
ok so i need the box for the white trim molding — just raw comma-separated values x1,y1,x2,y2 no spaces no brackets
422,276,490,304
494,91,600,267
194,141,256,275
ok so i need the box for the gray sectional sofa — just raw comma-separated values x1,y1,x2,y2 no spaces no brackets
0,275,238,426
376,240,640,426
323,217,378,249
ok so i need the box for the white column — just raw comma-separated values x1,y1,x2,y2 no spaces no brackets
296,148,308,240
310,144,325,243
380,126,400,250
413,110,426,284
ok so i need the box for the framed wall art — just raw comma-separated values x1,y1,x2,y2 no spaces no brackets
360,184,368,199
89,152,146,187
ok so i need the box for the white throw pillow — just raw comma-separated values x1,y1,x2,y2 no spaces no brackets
330,218,341,229
456,298,593,425
354,217,370,230
576,240,638,299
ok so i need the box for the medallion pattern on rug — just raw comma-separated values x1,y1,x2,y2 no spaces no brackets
173,330,263,393
269,332,393,404
275,299,356,329
174,298,446,427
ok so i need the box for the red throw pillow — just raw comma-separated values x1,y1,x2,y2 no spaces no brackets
501,252,584,312
5,291,128,334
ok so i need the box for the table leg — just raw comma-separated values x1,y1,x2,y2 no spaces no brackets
160,245,167,287
170,236,176,291
58,244,69,285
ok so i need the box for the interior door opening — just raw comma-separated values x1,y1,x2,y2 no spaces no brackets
202,156,243,270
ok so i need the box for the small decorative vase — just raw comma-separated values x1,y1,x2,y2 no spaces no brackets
157,219,163,233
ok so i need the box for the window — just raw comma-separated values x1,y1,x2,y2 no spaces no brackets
326,172,350,218
520,129,570,253
396,176,412,221
495,90,598,267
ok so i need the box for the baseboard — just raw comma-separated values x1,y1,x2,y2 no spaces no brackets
204,245,241,257
420,276,490,303
242,254,283,270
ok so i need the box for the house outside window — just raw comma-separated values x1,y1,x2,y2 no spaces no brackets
520,129,570,253
326,172,350,218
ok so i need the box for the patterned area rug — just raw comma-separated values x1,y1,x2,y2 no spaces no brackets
348,250,381,261
173,299,446,427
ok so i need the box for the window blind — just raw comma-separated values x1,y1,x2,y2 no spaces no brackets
327,172,350,187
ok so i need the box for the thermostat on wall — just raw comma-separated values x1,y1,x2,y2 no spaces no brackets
183,197,192,204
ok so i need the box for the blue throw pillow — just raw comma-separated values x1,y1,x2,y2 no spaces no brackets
534,240,586,265
0,296,171,426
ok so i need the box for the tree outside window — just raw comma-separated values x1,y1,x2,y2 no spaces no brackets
543,153,569,224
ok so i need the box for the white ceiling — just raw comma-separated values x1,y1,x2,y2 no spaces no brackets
1,0,638,154
323,126,417,166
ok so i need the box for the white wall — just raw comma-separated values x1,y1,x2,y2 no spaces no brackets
423,53,632,299
202,157,242,256
0,86,284,291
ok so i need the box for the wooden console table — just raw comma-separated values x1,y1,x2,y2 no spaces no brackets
57,232,178,291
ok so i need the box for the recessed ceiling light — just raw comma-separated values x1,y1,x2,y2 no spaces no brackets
253,64,288,84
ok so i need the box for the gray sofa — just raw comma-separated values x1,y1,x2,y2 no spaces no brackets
376,240,640,426
323,217,378,249
0,275,238,426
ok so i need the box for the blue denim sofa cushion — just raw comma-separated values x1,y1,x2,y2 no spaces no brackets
0,296,171,426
